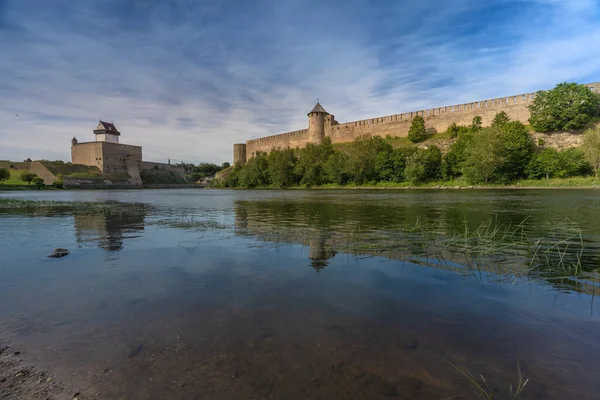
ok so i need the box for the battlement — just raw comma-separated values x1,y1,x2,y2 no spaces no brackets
238,81,600,163
247,129,309,145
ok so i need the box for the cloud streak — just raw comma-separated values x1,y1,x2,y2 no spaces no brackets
0,0,599,164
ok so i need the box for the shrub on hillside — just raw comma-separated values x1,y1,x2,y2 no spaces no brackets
582,127,600,177
33,177,45,189
0,168,9,182
408,116,427,143
529,82,600,132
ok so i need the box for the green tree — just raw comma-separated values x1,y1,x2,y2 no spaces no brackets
471,116,483,132
444,132,475,178
463,128,505,184
268,148,298,188
556,148,590,178
582,127,600,177
189,171,205,182
323,151,350,185
491,111,511,128
408,116,427,143
295,137,335,186
239,152,270,187
20,171,38,185
222,165,242,187
528,148,560,179
499,121,534,181
404,146,442,184
345,136,392,184
221,162,231,170
0,168,9,182
529,82,600,132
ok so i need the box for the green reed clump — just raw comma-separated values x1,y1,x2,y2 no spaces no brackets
0,198,150,217
447,359,529,399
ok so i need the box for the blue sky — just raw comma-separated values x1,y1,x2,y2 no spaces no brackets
1,0,600,164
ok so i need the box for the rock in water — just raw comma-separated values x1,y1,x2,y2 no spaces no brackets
48,248,69,258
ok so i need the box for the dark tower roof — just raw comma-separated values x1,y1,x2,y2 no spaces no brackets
307,102,329,115
93,120,121,135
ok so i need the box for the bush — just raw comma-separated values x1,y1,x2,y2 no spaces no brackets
528,148,590,179
582,127,600,177
0,168,9,182
51,179,64,189
33,177,45,189
408,116,426,143
529,82,600,132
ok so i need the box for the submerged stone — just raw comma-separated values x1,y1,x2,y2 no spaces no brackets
48,248,69,258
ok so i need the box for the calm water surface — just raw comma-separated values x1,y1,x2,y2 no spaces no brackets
1,189,600,399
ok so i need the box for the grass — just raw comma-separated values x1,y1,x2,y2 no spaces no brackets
447,359,529,399
1,169,31,186
287,176,600,189
0,198,150,216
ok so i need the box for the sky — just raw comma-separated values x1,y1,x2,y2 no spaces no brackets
1,0,600,164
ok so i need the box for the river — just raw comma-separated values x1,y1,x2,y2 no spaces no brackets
0,189,599,399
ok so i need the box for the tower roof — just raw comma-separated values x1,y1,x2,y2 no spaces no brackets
94,120,120,135
308,102,329,115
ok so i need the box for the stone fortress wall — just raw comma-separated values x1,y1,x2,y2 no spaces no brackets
236,82,600,164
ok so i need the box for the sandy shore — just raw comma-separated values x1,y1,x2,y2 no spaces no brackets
0,346,86,400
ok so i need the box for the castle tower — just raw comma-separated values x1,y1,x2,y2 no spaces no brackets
307,101,329,144
93,120,121,143
233,143,247,166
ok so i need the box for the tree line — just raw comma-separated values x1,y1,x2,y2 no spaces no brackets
217,83,600,188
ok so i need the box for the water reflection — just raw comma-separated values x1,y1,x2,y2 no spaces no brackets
233,198,600,293
74,209,145,251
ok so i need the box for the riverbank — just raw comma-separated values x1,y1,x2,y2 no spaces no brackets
0,345,86,400
215,177,600,190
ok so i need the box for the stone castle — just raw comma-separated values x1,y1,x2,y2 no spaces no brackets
232,82,600,165
71,121,185,186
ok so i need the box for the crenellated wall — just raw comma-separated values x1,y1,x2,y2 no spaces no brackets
238,82,600,162
246,129,310,158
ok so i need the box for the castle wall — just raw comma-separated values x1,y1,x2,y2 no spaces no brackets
241,82,600,161
246,129,309,158
100,142,142,175
72,142,142,175
72,142,103,170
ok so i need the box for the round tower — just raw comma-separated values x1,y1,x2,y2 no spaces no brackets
233,143,247,166
307,101,329,144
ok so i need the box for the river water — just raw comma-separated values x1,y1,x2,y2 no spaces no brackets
0,189,599,399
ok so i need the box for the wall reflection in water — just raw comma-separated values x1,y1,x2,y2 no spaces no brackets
74,210,146,252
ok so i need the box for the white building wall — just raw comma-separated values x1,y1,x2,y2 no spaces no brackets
95,134,120,143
